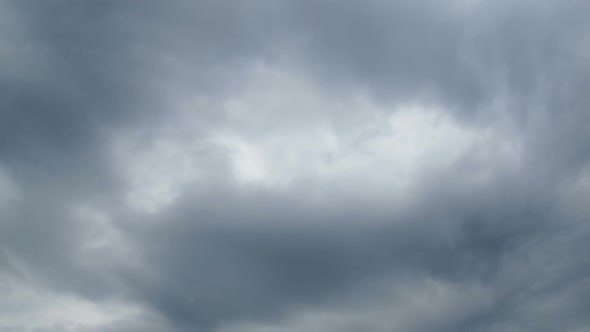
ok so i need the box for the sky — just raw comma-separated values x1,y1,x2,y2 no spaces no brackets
1,0,590,331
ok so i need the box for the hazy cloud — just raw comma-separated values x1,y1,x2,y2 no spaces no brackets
1,0,589,331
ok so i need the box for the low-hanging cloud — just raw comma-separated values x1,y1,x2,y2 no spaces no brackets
1,0,589,331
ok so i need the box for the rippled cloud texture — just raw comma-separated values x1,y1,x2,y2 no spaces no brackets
1,0,590,331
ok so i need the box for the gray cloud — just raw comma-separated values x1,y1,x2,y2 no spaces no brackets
1,0,589,331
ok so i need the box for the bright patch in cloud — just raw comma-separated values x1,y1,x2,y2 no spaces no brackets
0,275,142,331
0,167,20,210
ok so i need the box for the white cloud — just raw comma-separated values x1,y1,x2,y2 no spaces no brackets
108,63,523,217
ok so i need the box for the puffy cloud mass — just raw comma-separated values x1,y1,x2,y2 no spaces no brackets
1,0,589,331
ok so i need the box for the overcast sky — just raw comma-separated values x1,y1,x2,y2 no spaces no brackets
1,0,590,331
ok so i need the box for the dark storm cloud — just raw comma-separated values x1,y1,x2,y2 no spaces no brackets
0,0,148,297
285,0,590,125
120,175,547,329
107,146,563,331
1,0,589,331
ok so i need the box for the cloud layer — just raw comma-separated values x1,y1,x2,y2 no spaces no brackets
1,0,589,331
